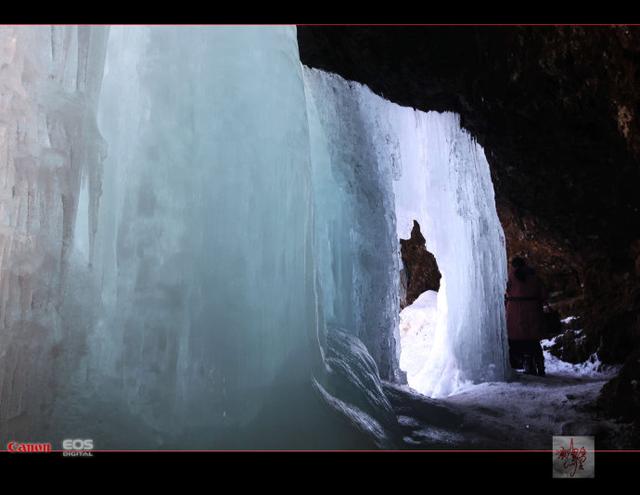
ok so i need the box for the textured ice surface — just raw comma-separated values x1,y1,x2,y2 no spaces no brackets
0,26,109,442
1,26,511,447
314,326,401,448
394,112,511,397
0,26,399,449
304,67,402,382
304,67,510,397
82,26,319,447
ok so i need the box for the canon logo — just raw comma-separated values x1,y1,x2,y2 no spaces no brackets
7,441,52,453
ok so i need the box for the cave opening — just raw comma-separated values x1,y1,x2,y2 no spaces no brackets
398,220,442,392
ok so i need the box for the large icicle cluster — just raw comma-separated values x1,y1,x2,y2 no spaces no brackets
393,112,511,397
0,27,108,442
305,68,510,398
304,68,403,383
0,26,508,448
68,26,321,448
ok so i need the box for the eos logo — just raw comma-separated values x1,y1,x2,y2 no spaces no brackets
63,439,93,450
62,439,94,457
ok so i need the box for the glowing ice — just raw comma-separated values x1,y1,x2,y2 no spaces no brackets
83,26,319,447
0,26,510,449
395,112,511,397
0,26,108,442
303,68,510,397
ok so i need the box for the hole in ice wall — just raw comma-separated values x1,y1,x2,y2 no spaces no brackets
398,220,441,388
399,220,441,310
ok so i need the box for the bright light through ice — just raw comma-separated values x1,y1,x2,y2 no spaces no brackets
394,112,511,398
304,67,511,399
399,290,438,379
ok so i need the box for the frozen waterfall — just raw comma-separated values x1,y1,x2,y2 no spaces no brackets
304,67,402,383
303,69,511,398
394,112,511,397
0,25,509,448
0,26,109,443
73,26,322,448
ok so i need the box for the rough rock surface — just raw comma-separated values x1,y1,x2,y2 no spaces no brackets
497,201,583,313
399,220,441,308
598,349,640,423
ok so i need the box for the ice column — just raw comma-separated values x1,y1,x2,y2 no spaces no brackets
0,26,108,442
394,113,511,397
304,68,402,382
80,26,319,447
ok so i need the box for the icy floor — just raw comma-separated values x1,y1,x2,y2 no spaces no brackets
390,362,629,449
396,299,631,449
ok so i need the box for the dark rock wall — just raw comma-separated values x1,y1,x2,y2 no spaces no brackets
598,348,640,423
497,201,583,309
298,26,640,368
399,220,441,309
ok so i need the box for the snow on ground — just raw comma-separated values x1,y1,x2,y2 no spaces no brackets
561,315,578,325
398,290,438,387
441,372,617,448
541,334,621,379
393,369,627,449
396,297,626,449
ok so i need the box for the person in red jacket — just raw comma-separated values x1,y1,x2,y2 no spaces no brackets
505,256,549,376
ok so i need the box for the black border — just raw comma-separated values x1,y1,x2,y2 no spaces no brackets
2,5,640,482
2,2,640,25
2,450,640,482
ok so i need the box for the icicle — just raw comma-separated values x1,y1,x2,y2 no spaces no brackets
0,26,108,443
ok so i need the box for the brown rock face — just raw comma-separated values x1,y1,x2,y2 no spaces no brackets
497,200,584,314
598,348,640,422
298,26,640,367
399,220,441,308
